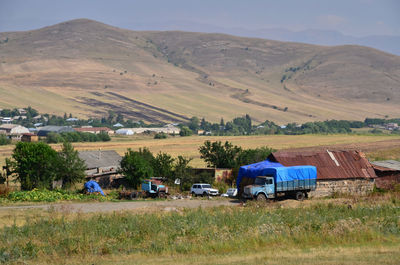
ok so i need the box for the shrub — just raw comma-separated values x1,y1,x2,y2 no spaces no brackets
0,135,11,145
154,132,167,139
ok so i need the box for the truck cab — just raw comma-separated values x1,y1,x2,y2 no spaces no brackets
141,179,168,198
243,176,275,201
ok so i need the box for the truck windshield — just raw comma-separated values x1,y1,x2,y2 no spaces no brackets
255,178,266,185
202,184,211,188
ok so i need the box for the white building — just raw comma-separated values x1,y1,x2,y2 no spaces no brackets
115,128,134,135
0,124,30,135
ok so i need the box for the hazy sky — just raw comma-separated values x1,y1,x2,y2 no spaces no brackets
0,0,399,37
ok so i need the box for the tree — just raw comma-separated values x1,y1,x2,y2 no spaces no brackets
173,156,193,191
120,148,154,188
236,146,276,166
56,141,86,189
179,126,192,136
199,140,242,168
11,142,59,190
153,152,175,182
188,116,200,131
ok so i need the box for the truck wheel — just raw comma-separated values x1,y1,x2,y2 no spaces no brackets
295,192,305,201
256,193,267,202
203,192,208,197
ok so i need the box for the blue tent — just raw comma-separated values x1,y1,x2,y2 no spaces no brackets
84,180,105,196
236,160,317,190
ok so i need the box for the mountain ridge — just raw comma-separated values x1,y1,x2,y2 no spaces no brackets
0,19,399,124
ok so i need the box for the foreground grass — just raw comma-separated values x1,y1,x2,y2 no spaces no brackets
1,194,399,264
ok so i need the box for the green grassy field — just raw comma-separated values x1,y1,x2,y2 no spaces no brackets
1,193,399,264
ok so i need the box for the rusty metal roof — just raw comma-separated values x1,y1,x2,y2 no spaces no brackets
269,150,376,180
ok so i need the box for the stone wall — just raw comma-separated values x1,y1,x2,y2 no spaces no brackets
309,178,375,198
375,174,400,190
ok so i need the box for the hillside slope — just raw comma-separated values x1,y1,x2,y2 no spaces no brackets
0,19,399,124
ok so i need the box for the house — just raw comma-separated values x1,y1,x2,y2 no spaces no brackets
0,124,30,135
371,160,400,190
78,150,122,188
385,123,399,131
130,126,181,135
37,126,75,136
1,117,12,124
113,123,124,128
21,133,39,142
75,127,114,135
66,118,79,122
268,150,376,197
115,128,134,135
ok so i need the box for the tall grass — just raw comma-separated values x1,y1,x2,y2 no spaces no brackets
1,196,399,263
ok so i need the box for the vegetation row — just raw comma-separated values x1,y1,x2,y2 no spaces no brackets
0,197,399,263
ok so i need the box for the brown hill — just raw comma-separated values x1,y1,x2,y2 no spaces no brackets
0,19,399,124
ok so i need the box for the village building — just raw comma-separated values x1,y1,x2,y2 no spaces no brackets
74,127,114,135
37,125,75,136
370,160,400,190
78,150,123,188
385,123,399,131
21,133,39,142
1,117,12,124
268,150,376,197
0,124,30,135
115,128,134,135
130,126,181,135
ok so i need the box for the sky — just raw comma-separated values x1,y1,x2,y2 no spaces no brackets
0,0,399,37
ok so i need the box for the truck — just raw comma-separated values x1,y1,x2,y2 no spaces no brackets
141,179,168,198
119,179,169,199
237,160,317,201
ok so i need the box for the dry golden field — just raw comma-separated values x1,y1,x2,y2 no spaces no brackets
2,134,400,167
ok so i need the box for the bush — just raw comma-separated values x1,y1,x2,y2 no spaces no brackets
179,126,192,136
0,135,11,145
154,132,167,139
4,189,116,202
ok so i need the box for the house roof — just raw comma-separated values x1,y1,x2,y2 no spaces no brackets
78,150,121,169
269,150,377,180
75,127,112,132
371,160,400,171
37,126,75,136
0,124,19,129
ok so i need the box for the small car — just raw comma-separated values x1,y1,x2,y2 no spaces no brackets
191,183,219,196
226,188,238,197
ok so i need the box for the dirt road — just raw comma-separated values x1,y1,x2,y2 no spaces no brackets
0,198,239,214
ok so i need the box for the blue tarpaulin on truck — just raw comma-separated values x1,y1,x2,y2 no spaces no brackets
84,180,105,196
236,160,317,190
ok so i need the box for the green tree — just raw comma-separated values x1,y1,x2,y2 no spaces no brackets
188,116,200,131
153,152,175,182
11,142,59,190
179,126,192,136
236,146,276,166
120,149,154,188
199,140,242,168
56,141,86,189
173,156,193,191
